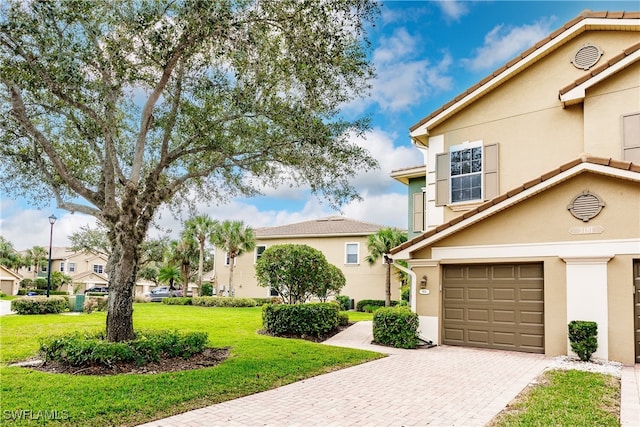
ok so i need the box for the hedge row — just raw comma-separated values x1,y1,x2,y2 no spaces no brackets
262,303,340,338
17,289,68,296
192,296,258,307
40,330,208,367
372,306,420,349
162,297,193,305
355,299,399,312
11,296,69,314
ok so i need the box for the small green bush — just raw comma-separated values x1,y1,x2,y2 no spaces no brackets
162,297,193,305
200,282,214,296
373,306,419,349
356,299,398,312
33,278,48,289
262,303,340,338
84,296,108,313
335,295,351,311
568,320,598,362
11,296,68,315
192,296,258,307
40,330,208,367
338,312,349,326
364,304,381,313
253,297,283,305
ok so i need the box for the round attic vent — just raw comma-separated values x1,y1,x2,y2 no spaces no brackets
567,190,605,222
571,44,603,70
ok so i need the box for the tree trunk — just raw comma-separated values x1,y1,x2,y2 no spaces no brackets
228,256,235,296
385,261,391,307
105,230,140,342
198,239,204,288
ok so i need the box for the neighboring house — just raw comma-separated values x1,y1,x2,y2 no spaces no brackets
213,216,403,304
0,265,21,296
390,11,640,365
18,247,109,293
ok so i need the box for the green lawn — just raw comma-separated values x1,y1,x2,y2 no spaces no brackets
0,304,382,426
489,369,620,426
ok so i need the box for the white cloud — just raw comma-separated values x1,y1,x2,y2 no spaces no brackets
363,29,453,112
0,200,97,250
437,0,470,22
462,18,555,71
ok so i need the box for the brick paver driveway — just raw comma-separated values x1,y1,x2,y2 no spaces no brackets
140,322,550,426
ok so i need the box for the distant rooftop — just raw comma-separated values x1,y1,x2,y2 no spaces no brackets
255,216,394,238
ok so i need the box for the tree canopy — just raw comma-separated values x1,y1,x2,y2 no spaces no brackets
0,0,379,341
365,227,407,306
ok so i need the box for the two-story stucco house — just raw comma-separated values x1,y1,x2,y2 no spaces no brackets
390,11,640,364
213,216,403,304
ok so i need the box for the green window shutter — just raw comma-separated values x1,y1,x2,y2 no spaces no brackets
412,192,424,232
435,152,449,206
483,143,499,200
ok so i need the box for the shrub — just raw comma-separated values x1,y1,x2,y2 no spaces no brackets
401,285,410,302
364,304,381,313
19,278,33,288
39,330,208,367
338,312,349,326
33,278,48,289
335,295,351,311
568,320,598,362
162,297,193,305
192,296,258,307
11,296,69,315
373,306,419,349
200,282,214,296
83,296,108,313
134,295,149,303
262,303,340,338
17,289,68,296
253,297,283,305
356,299,399,312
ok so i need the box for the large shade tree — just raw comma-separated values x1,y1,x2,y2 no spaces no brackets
0,0,379,341
365,228,408,307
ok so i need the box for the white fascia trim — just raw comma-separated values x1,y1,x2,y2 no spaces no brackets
410,18,640,138
432,239,639,261
560,50,640,106
392,162,640,260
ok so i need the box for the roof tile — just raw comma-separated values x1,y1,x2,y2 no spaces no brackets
255,216,391,238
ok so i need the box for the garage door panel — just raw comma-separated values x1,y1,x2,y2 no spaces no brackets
443,263,544,354
468,309,489,322
468,288,489,300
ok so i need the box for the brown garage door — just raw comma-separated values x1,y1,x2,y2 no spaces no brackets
443,263,544,354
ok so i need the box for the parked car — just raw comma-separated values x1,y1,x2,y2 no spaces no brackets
85,286,109,294
147,286,182,302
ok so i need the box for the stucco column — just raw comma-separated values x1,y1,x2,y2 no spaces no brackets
561,255,613,360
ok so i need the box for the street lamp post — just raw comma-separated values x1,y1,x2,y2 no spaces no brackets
46,214,57,298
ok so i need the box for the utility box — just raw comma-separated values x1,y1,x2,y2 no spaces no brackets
74,294,85,312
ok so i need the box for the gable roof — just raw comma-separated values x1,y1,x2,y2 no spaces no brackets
255,216,391,239
390,164,427,184
0,264,22,280
390,156,640,258
410,10,640,139
559,40,640,106
71,271,109,282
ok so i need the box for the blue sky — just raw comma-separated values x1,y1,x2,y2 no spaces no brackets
1,0,636,250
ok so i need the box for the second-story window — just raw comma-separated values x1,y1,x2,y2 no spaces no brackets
68,262,76,273
255,245,266,263
59,262,65,272
345,243,359,264
93,264,104,274
450,143,482,203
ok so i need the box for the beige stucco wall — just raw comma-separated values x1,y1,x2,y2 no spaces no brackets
424,30,639,223
215,235,402,304
405,172,639,362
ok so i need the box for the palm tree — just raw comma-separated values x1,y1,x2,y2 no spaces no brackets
166,238,199,294
183,215,218,291
25,246,48,278
211,220,255,296
0,236,24,272
157,265,181,291
365,228,408,307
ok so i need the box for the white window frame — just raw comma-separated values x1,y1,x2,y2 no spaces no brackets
449,140,483,204
93,264,104,274
345,242,360,265
68,262,76,273
255,245,267,264
59,262,65,272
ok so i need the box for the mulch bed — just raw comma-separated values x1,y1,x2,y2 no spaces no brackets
24,347,230,376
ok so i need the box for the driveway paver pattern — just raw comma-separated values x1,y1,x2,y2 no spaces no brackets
139,322,550,426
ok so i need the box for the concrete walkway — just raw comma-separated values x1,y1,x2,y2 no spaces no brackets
0,300,15,316
139,322,552,426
